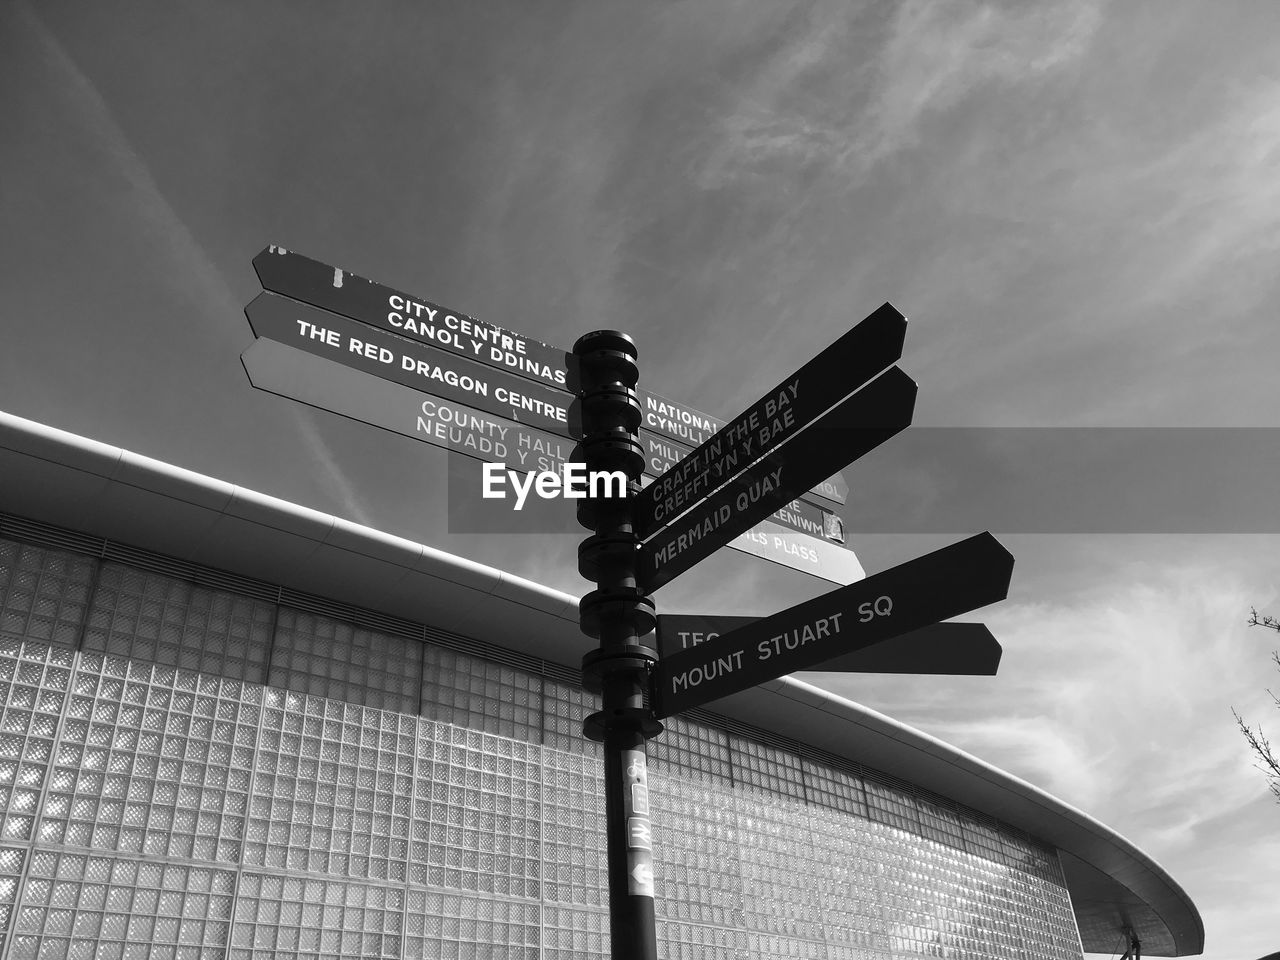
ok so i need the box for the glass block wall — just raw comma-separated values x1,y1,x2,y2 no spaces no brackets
0,524,1085,960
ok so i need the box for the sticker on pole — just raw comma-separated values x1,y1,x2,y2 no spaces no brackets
627,817,653,851
629,859,654,897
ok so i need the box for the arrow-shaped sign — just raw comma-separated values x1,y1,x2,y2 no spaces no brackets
636,303,906,538
246,291,577,437
253,245,574,391
253,245,850,508
636,397,849,505
637,393,848,508
638,367,917,594
628,861,654,897
248,292,847,544
657,616,1002,675
640,434,845,540
811,622,1001,675
650,532,1014,718
242,337,577,469
241,339,863,584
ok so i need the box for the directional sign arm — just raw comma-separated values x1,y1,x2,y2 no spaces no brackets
800,622,1002,676
254,246,854,509
651,532,1014,717
640,430,849,516
240,338,580,470
241,340,862,581
246,292,577,437
639,367,917,593
253,245,575,391
656,616,1001,675
638,303,906,537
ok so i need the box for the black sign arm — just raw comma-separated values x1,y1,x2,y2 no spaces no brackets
638,303,907,538
639,367,917,593
657,616,1002,676
253,245,576,391
651,532,1014,717
802,622,1002,676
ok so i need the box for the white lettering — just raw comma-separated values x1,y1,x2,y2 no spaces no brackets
671,649,745,693
534,470,560,500
858,596,893,622
478,462,628,510
509,470,536,512
481,463,506,499
756,612,845,660
563,462,587,499
590,469,627,500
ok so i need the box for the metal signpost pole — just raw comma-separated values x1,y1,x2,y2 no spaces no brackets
242,251,1023,955
572,331,661,960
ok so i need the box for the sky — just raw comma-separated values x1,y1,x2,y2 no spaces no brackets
2,1,1279,956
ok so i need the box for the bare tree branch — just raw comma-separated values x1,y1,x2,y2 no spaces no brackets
1234,709,1280,802
1248,607,1280,632
1238,610,1280,801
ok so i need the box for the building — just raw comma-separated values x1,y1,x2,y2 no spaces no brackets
0,411,1203,960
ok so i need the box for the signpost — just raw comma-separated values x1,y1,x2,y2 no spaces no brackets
247,291,576,437
244,244,1016,960
242,338,577,471
657,616,1002,675
639,433,844,542
636,302,905,538
638,392,849,506
254,245,848,509
650,532,1014,717
725,519,863,585
250,290,847,544
253,245,574,390
638,368,916,592
241,339,853,581
810,621,1001,675
571,331,659,960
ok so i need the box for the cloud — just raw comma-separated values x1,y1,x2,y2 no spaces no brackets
12,2,375,523
12,1,242,341
1125,85,1280,312
695,0,1104,191
1002,574,1273,841
932,712,1113,809
832,552,1276,851
294,414,373,528
857,0,1104,168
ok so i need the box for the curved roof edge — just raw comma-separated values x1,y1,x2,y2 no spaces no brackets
0,410,1204,955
